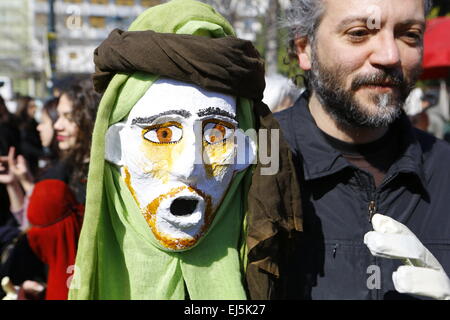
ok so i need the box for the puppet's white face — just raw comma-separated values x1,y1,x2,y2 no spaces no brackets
105,79,255,251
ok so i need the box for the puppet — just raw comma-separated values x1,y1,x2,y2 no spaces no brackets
69,0,264,300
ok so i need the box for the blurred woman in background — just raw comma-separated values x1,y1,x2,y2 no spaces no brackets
50,80,100,203
37,98,60,171
25,79,100,299
4,97,62,230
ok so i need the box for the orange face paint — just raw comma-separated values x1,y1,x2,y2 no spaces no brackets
123,118,237,250
115,79,243,251
143,186,213,250
139,123,185,183
202,120,235,179
124,171,214,250
123,166,140,206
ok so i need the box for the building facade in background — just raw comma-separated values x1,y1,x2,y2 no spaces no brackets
0,0,273,101
0,0,36,101
0,0,162,100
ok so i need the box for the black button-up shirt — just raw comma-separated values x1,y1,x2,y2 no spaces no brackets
274,92,450,300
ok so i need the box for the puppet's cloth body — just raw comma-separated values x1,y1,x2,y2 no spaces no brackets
69,0,265,300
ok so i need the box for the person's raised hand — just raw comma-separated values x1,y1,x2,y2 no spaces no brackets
0,155,15,185
7,147,32,182
5,147,34,193
364,214,450,300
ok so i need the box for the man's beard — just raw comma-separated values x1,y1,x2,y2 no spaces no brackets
308,48,421,129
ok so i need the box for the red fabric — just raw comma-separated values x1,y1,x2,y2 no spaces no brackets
421,17,450,80
26,179,84,300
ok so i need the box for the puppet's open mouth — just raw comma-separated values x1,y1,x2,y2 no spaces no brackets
157,191,206,232
140,186,213,250
170,198,199,216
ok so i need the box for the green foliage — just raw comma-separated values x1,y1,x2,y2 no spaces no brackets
253,16,266,60
277,43,305,87
428,6,440,19
275,8,304,87
431,0,450,16
253,14,304,86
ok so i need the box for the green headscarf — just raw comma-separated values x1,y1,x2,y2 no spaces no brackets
69,0,255,300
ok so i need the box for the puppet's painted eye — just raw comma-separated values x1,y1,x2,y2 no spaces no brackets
144,125,182,144
204,122,234,144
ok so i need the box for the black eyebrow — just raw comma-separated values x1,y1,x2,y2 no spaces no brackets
197,107,237,121
338,16,426,31
131,110,191,125
398,19,426,30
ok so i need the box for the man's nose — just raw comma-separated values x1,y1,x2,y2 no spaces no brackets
369,32,401,68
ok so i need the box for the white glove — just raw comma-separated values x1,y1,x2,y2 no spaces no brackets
1,277,19,300
364,214,450,300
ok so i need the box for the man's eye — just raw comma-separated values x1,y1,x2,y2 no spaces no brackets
143,126,182,144
204,122,234,144
347,29,370,40
404,32,422,43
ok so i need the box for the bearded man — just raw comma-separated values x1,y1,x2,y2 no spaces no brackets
263,0,450,300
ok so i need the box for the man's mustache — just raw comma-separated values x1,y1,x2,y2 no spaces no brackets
351,70,406,91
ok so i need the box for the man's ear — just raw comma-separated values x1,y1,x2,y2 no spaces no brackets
105,122,126,166
294,37,312,71
234,129,257,172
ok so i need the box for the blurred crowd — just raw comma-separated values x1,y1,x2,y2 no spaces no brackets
404,84,450,142
0,78,100,299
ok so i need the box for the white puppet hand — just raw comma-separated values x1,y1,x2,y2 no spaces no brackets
364,214,450,300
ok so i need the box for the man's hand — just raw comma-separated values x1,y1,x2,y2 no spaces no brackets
364,214,450,300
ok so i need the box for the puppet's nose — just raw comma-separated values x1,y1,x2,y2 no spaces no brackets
171,162,205,185
170,133,205,183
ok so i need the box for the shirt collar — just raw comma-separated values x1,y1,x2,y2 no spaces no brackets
292,92,427,187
